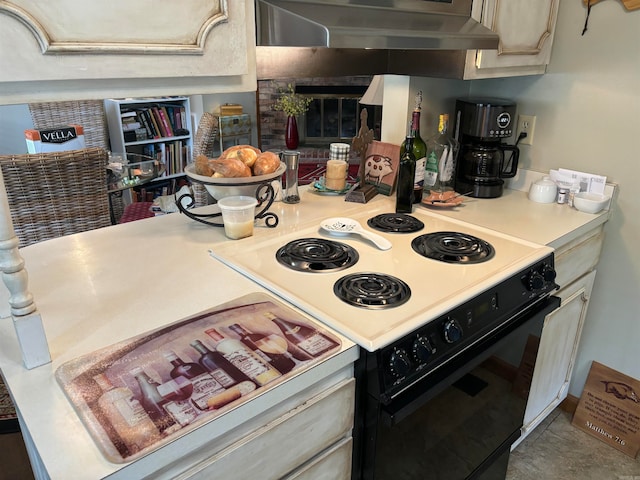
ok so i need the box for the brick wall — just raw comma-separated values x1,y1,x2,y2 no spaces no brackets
257,76,372,166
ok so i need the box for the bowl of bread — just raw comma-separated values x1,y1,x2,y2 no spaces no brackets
185,145,285,200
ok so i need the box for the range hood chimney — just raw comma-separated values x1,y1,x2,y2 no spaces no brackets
255,0,499,79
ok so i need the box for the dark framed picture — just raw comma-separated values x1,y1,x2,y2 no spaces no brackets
363,141,400,196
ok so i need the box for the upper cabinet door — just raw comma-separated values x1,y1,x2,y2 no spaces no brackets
0,0,256,103
464,0,560,79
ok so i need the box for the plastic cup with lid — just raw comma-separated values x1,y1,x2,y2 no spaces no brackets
217,196,258,239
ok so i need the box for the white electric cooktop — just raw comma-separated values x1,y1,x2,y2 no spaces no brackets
210,205,553,351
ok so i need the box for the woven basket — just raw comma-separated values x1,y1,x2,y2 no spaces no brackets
191,112,219,207
0,147,112,248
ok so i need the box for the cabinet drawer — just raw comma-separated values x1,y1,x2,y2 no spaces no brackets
284,437,353,480
554,226,604,289
177,378,355,480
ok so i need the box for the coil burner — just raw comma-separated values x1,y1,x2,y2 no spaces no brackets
334,272,411,309
411,231,495,264
275,238,359,272
367,213,425,233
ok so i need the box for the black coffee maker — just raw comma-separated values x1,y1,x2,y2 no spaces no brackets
453,98,519,198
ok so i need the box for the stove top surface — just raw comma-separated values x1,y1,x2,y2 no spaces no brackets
210,205,553,351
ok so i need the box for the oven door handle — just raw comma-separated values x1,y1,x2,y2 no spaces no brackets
379,294,561,426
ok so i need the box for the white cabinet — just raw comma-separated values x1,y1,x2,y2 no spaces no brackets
154,377,355,480
0,1,257,104
464,0,561,79
520,270,595,442
515,226,604,446
104,97,193,179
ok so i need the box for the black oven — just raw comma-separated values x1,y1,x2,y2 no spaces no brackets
352,255,560,480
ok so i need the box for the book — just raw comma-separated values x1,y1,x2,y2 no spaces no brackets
173,108,182,130
149,108,164,138
179,107,187,131
165,106,176,131
159,107,174,137
137,110,154,139
122,121,142,131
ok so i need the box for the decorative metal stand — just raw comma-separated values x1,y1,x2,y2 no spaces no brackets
177,180,279,228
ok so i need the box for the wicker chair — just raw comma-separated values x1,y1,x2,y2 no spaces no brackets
27,100,127,222
0,147,112,248
191,112,219,207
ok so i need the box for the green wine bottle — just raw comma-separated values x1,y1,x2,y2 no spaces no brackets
396,135,416,213
400,94,427,203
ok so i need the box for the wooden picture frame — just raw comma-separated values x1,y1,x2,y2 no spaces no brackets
363,141,400,196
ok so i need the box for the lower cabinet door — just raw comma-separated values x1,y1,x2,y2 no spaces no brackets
283,437,353,480
176,378,355,480
519,270,596,441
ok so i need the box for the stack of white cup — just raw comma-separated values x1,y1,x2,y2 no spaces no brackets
326,143,350,191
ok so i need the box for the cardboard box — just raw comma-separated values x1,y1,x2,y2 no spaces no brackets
25,124,86,153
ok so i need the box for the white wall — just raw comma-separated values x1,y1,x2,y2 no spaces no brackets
0,103,33,154
470,1,640,396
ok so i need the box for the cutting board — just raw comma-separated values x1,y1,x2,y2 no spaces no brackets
55,293,341,464
583,0,640,10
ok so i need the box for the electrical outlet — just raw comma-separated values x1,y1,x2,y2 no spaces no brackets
516,115,536,145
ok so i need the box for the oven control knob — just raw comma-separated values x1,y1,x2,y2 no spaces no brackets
389,348,412,378
527,271,545,291
443,318,463,344
542,264,557,283
412,336,435,364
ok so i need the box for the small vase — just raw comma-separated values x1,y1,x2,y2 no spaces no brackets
285,115,299,150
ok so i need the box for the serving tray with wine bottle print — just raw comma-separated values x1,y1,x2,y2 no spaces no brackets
55,292,341,464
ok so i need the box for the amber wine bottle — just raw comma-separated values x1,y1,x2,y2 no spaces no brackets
164,351,225,411
206,327,282,387
93,373,161,453
396,135,416,213
228,323,296,374
265,312,339,358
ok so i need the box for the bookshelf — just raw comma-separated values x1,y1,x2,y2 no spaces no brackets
104,97,193,182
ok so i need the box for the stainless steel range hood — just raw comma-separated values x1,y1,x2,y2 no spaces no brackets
255,0,499,79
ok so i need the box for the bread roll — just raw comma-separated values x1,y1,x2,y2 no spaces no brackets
194,154,214,176
253,151,281,176
210,157,252,178
221,145,261,168
226,148,259,168
221,144,261,158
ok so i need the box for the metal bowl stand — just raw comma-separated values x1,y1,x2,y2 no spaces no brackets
176,180,279,228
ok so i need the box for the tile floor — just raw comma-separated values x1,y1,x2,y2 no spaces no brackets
1,408,638,479
507,409,640,480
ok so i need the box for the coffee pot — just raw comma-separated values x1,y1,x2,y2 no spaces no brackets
453,98,519,198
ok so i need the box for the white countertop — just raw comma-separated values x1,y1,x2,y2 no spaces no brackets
0,204,358,480
422,186,613,249
0,176,611,478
